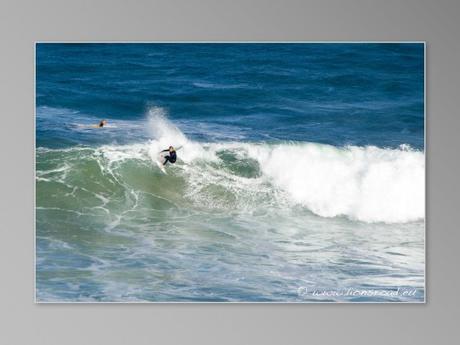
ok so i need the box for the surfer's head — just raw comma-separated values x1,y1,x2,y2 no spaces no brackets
169,146,174,152
99,120,107,127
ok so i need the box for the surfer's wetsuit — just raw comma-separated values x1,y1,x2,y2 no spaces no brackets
161,149,177,165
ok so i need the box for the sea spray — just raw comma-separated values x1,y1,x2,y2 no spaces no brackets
36,43,425,302
245,143,424,223
146,107,217,164
145,111,425,223
38,111,424,224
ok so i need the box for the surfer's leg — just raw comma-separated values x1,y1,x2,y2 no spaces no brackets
163,156,170,166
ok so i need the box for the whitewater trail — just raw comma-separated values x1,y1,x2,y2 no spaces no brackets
136,108,425,223
38,108,425,224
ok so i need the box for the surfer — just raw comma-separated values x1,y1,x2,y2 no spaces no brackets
90,120,107,128
96,120,108,128
161,146,177,166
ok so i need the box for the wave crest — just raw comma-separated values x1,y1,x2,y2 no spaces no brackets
145,108,424,223
38,107,425,224
246,143,424,223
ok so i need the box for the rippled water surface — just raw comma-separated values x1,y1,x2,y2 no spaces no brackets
36,43,424,302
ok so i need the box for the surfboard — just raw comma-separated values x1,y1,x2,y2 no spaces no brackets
156,153,167,174
155,146,182,174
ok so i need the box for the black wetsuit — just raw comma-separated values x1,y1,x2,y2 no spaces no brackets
162,149,176,165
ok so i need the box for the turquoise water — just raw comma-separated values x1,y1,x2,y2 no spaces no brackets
36,44,425,302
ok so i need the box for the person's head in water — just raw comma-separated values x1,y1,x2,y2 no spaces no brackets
169,146,175,152
99,120,107,128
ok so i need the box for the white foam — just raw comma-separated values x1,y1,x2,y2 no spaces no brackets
146,107,217,164
245,143,425,223
143,110,424,223
49,107,424,224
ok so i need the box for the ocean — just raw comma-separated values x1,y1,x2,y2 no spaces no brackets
36,43,425,302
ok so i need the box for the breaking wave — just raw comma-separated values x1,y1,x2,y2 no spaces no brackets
36,107,425,224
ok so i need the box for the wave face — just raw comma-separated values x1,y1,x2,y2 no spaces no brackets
36,43,425,302
132,109,424,223
36,109,425,302
38,109,424,224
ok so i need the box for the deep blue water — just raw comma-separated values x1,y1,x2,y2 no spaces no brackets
36,43,424,149
35,44,425,302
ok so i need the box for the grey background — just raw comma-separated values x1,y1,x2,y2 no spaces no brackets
0,0,459,343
